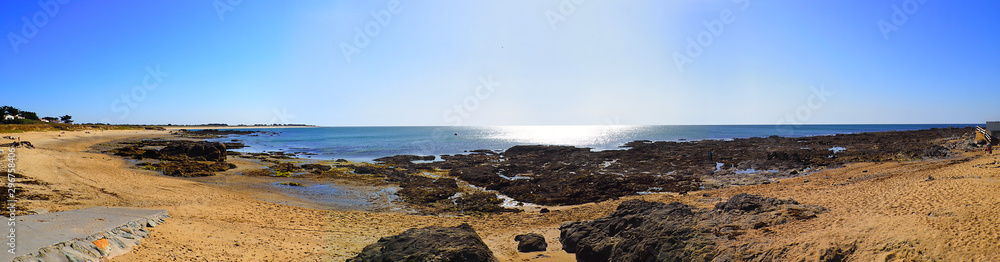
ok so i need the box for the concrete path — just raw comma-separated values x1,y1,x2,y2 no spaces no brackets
2,207,168,262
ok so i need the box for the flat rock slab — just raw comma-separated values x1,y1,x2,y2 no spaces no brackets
2,207,169,261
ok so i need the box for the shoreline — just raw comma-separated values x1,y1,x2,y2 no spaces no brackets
3,127,999,260
170,124,976,163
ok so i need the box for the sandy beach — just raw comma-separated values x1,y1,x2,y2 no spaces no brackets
6,129,1000,261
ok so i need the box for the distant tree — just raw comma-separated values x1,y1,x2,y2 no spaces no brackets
20,111,39,121
42,117,58,122
0,106,17,116
60,115,73,124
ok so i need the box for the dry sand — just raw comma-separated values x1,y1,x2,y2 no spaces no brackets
5,129,999,261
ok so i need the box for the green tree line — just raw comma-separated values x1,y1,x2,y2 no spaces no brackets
1,105,72,124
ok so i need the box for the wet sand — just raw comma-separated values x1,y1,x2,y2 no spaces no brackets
5,129,1000,261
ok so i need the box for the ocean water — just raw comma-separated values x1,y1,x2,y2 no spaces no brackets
206,124,973,162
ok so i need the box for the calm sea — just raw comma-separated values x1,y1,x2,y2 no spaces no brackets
206,124,973,162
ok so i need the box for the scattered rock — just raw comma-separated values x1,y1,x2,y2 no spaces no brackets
347,223,498,262
0,141,34,148
539,208,550,213
714,193,798,212
454,192,520,214
222,142,246,149
514,233,547,252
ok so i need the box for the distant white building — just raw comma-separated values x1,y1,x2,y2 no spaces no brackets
2,115,22,120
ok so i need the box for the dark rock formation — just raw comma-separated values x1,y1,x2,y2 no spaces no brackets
222,142,246,149
0,141,33,148
559,194,826,261
560,200,712,261
158,141,228,161
514,233,547,252
137,161,236,177
397,177,459,205
105,139,235,177
347,223,498,262
453,192,520,213
176,129,272,138
374,155,436,165
270,162,300,173
300,163,332,172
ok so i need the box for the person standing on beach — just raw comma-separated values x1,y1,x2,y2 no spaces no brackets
708,150,714,161
988,144,993,155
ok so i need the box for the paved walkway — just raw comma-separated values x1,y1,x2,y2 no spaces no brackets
2,207,168,261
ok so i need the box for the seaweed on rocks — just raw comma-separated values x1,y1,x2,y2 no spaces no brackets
397,177,459,205
105,139,236,177
137,161,236,177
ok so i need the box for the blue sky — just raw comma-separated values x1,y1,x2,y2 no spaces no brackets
1,0,997,126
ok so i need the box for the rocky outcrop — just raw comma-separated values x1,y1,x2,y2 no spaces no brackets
222,141,246,149
137,161,235,177
300,163,332,172
377,127,971,206
175,129,272,138
374,155,435,165
347,223,498,262
159,141,228,161
559,194,826,261
106,140,236,177
110,140,228,162
560,200,713,261
397,177,459,205
514,233,547,252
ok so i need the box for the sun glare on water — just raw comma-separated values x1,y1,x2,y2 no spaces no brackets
490,125,636,147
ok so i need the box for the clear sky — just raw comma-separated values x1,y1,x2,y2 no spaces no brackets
1,0,997,126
